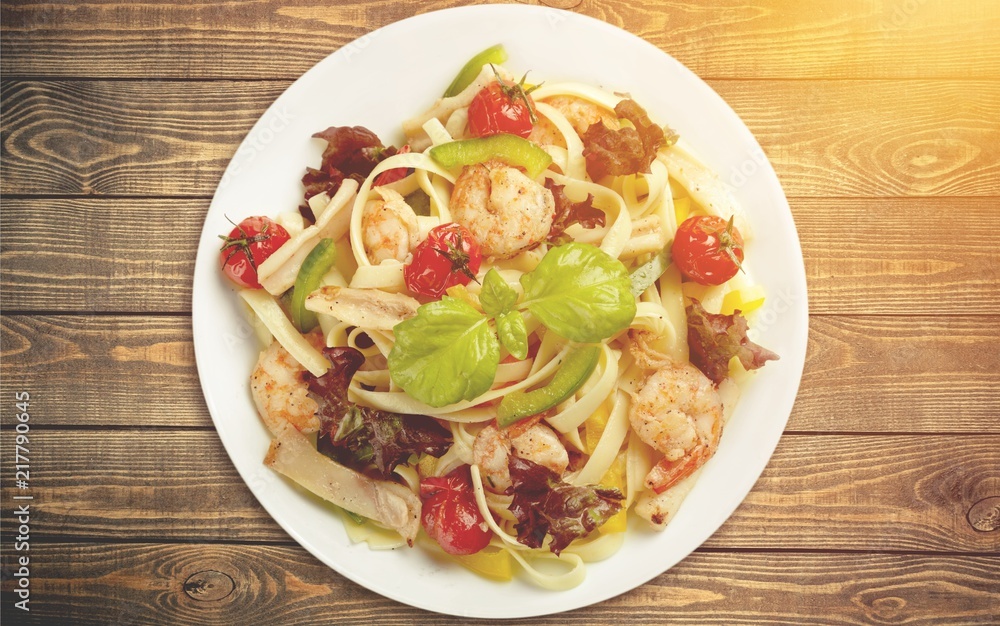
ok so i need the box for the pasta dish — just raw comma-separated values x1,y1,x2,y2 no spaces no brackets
217,45,778,589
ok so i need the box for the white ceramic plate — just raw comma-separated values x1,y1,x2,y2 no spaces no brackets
192,5,808,618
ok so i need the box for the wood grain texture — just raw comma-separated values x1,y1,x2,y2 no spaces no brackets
3,197,998,315
0,200,202,313
0,80,285,196
3,79,999,197
713,80,1000,198
0,316,207,427
4,314,999,431
2,0,999,80
2,429,997,552
796,316,1000,433
794,197,1000,316
1,544,998,624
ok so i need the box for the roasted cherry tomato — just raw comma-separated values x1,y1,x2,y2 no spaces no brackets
420,465,492,556
673,215,745,286
219,216,290,289
404,223,482,298
467,73,538,139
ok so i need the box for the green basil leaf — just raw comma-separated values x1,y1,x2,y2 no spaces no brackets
520,243,636,343
480,268,518,317
388,297,499,408
496,310,528,361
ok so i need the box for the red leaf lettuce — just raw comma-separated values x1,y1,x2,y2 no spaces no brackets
306,347,451,478
545,180,606,244
508,456,623,555
301,126,400,207
686,299,779,384
581,99,677,180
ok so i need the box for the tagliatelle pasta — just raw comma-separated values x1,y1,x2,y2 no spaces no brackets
225,47,779,589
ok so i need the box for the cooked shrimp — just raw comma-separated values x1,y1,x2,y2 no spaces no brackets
529,95,620,146
361,187,420,264
473,422,569,492
450,160,555,259
250,337,321,437
629,361,722,494
527,116,564,147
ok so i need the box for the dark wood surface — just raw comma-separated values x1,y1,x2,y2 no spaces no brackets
2,1,998,623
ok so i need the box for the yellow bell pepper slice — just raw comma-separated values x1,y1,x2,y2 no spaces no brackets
584,400,612,454
598,452,628,534
454,548,514,581
721,285,766,315
673,196,691,227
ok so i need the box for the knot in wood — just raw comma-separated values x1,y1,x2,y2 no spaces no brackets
870,596,907,619
967,496,1000,532
183,570,235,602
852,591,908,622
890,138,980,182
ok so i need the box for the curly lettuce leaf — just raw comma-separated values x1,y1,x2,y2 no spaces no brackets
581,99,670,180
686,299,779,384
302,126,399,205
307,347,451,478
388,297,500,407
545,181,606,245
508,456,623,555
521,243,636,343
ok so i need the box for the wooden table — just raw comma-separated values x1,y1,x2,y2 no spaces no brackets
2,1,998,623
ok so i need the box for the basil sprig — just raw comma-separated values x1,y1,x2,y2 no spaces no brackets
389,243,636,408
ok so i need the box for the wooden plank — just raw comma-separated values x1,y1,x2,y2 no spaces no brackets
1,545,998,624
0,200,202,313
0,316,208,427
711,80,1000,197
0,80,285,196
2,0,999,80
1,429,997,552
4,196,998,315
794,197,1000,316
3,315,999,431
795,316,1000,433
3,79,998,197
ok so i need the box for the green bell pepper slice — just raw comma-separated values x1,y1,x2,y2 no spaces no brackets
497,345,601,428
429,134,553,180
443,44,508,98
291,238,336,332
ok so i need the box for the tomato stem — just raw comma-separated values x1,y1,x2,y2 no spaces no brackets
716,216,744,274
490,65,542,124
219,215,274,273
433,240,480,284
